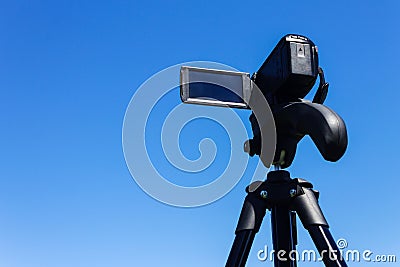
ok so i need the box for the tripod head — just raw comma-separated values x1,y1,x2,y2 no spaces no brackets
245,34,348,168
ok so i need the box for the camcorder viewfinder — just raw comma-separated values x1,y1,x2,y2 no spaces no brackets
180,66,252,109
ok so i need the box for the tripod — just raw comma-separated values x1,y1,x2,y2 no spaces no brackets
225,71,349,266
226,169,347,267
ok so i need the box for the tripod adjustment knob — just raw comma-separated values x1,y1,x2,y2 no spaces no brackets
260,191,268,199
289,188,297,197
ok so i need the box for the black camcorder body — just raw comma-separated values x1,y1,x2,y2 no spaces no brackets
254,34,319,103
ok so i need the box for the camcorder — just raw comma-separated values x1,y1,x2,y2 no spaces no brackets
252,34,322,103
181,34,347,168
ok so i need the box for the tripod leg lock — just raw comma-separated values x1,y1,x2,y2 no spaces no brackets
235,194,269,234
292,186,329,228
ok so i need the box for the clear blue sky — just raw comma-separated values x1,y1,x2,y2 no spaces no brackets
1,0,399,266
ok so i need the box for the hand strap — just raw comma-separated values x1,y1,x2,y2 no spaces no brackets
312,67,329,104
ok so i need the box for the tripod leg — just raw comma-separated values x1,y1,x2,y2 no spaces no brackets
271,207,297,267
226,230,256,267
226,187,268,267
308,225,346,267
292,187,347,267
